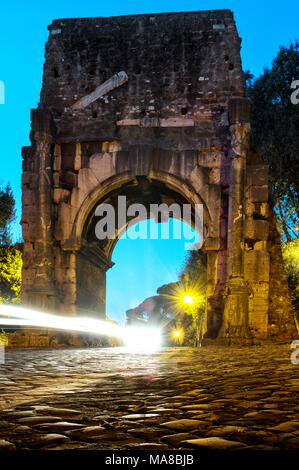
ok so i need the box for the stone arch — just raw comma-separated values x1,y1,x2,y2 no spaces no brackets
70,170,212,250
70,171,212,317
20,10,298,344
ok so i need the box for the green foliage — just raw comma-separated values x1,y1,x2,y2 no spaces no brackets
157,250,207,346
247,42,299,318
0,184,22,304
0,329,8,346
282,239,299,313
246,42,299,241
0,184,15,246
0,246,22,303
178,250,207,293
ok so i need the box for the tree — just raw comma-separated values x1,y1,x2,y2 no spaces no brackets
0,184,15,245
0,247,22,303
156,250,207,346
157,281,195,346
178,249,206,286
246,43,299,318
126,296,170,327
282,238,299,318
0,185,22,304
246,41,299,241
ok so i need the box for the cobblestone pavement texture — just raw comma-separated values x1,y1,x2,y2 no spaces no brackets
0,344,298,450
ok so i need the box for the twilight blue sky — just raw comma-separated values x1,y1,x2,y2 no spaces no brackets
0,0,297,322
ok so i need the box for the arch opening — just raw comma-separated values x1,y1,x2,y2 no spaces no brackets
106,218,203,327
75,177,207,333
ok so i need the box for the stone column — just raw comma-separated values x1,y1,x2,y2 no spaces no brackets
218,98,252,343
76,243,113,318
27,109,57,311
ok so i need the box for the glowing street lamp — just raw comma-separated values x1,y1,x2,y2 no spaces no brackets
172,327,183,345
182,295,194,305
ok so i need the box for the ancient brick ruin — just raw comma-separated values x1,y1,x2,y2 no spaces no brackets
20,10,297,345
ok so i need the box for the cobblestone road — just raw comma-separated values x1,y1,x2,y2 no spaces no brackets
0,344,298,450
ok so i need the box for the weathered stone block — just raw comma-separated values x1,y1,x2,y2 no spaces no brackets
21,267,36,285
189,165,209,193
245,201,255,217
53,144,61,171
228,97,251,124
209,167,220,184
204,237,221,251
140,116,160,127
53,188,70,204
160,117,194,127
21,172,37,189
245,218,269,240
22,189,36,206
244,250,270,282
220,162,230,185
61,143,76,170
254,241,268,251
74,142,82,171
260,202,269,218
70,187,86,210
116,119,140,127
247,165,269,186
54,203,73,240
248,283,269,337
78,168,100,193
22,205,37,223
22,222,37,242
89,153,115,183
248,185,268,202
22,243,35,267
64,171,78,188
53,172,60,187
108,141,122,152
31,108,56,139
198,151,221,168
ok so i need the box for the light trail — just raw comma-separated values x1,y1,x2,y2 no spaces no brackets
0,305,162,352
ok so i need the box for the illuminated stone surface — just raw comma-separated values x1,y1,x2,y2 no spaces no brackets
0,345,298,450
19,10,298,346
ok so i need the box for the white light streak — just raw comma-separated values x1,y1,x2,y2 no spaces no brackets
122,326,162,352
0,305,162,352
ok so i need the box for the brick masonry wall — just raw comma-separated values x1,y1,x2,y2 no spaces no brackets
40,10,244,141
